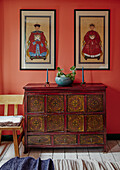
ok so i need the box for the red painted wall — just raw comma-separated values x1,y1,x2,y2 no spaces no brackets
0,0,120,134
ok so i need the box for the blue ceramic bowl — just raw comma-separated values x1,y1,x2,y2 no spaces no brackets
55,77,73,86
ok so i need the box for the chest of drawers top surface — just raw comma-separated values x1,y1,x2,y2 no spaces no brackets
23,83,107,92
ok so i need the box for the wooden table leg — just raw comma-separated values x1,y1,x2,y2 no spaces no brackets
24,142,28,154
104,144,107,153
13,129,19,157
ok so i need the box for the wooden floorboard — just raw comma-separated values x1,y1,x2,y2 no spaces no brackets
88,148,103,162
0,143,15,167
40,148,53,160
100,144,116,162
107,140,120,152
2,143,15,160
0,159,9,167
107,140,120,162
0,141,120,167
76,148,90,160
117,140,120,146
0,142,12,160
64,148,77,159
53,149,65,159
29,148,41,159
19,142,29,158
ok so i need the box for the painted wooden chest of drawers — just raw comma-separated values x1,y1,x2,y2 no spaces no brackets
23,83,107,152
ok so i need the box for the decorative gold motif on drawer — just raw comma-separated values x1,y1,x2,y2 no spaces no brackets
47,115,64,132
28,135,51,145
80,135,104,144
47,95,64,113
87,115,104,132
87,95,103,112
27,116,44,132
67,95,84,112
54,135,77,145
27,95,44,112
67,115,84,132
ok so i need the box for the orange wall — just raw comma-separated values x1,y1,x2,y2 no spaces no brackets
0,0,120,134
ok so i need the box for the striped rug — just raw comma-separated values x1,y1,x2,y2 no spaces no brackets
53,159,120,170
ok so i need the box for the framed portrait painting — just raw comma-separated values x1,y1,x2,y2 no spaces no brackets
20,9,56,70
74,9,110,70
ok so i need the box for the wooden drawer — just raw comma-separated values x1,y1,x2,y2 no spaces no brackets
47,95,64,113
27,95,45,113
54,135,77,145
80,135,104,145
47,115,64,132
86,115,104,132
67,115,84,132
67,95,84,112
87,94,104,112
27,116,44,132
28,135,51,145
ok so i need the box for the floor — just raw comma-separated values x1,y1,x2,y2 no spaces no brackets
0,140,120,167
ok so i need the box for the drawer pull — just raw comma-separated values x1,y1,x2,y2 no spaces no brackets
90,138,93,143
64,138,66,142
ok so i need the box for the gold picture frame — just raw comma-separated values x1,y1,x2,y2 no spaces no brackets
20,9,56,70
74,9,110,70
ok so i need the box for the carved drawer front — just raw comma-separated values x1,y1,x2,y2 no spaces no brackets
54,135,77,145
28,135,51,145
67,115,84,132
27,116,44,132
80,135,104,145
47,95,64,113
27,95,45,113
47,115,64,132
87,94,104,112
86,115,104,132
67,95,84,112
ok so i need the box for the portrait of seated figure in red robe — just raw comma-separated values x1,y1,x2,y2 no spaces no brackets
27,24,48,60
82,24,102,60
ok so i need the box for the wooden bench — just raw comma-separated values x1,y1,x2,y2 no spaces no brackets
0,95,24,157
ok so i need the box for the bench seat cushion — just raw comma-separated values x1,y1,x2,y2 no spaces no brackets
0,116,23,126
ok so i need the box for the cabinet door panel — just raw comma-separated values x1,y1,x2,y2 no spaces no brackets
47,115,64,132
80,135,104,144
54,135,77,145
87,94,104,112
67,95,84,112
86,115,104,132
67,115,84,132
28,135,51,145
27,116,44,132
47,95,64,113
27,95,45,113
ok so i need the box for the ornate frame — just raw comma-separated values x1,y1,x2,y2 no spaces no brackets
20,9,56,70
74,9,110,70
